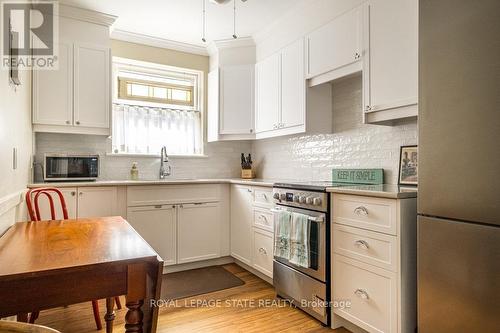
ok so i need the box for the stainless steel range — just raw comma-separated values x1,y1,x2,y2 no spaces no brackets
272,181,342,325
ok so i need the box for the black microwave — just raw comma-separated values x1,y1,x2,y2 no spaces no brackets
44,154,99,181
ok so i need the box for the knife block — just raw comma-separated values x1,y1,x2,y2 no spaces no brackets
241,169,255,179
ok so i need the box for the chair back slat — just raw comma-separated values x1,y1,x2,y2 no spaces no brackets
26,188,69,221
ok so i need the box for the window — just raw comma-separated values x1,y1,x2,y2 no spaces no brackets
112,57,203,156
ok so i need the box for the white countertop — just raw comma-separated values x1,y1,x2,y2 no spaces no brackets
327,184,417,199
28,178,276,188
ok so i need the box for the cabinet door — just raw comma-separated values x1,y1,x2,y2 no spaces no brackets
177,202,221,264
34,187,77,220
255,54,281,133
281,39,305,129
74,43,110,128
253,228,274,277
230,185,254,265
77,187,117,218
33,41,73,126
364,0,418,112
127,205,177,266
220,65,254,135
306,6,361,78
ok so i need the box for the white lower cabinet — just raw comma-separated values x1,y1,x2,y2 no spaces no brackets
333,254,396,333
230,185,275,278
178,202,221,264
230,185,254,265
127,205,177,266
77,187,117,218
252,229,274,277
35,187,78,220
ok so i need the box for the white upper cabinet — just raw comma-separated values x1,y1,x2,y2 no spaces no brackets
33,41,73,127
255,52,281,133
306,6,362,80
219,65,254,135
74,43,110,129
363,0,418,123
281,39,306,129
207,40,256,142
32,7,115,135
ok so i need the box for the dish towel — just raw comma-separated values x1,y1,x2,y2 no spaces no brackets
274,210,292,260
289,212,310,268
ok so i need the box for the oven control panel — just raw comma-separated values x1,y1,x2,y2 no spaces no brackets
272,188,328,212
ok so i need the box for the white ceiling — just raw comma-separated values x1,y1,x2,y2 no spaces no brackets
59,0,302,47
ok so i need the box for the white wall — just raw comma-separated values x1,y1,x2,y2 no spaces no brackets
251,76,418,184
254,0,365,60
0,66,32,234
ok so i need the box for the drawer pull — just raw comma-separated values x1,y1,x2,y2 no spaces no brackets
154,205,162,209
258,214,268,223
262,193,268,199
354,240,370,249
354,289,370,300
259,247,267,255
354,206,369,216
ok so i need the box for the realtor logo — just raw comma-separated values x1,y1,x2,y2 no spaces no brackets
1,1,59,70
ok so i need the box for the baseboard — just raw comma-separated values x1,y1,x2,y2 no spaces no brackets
162,256,234,274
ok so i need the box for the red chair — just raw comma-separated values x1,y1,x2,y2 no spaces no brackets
25,188,122,330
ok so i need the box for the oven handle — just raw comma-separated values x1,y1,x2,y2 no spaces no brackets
270,208,324,223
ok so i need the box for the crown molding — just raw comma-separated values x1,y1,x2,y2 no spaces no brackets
111,30,209,56
207,37,255,56
59,4,117,27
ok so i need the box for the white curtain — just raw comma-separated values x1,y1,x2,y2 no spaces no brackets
112,104,202,155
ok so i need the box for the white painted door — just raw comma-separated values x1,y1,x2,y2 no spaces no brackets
77,187,117,218
33,41,73,126
255,53,281,133
177,202,221,264
220,65,254,135
281,39,305,129
306,6,362,77
207,69,220,142
127,205,177,266
230,185,254,265
34,187,78,220
74,43,110,128
363,0,418,112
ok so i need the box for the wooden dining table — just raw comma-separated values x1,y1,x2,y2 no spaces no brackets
0,216,163,333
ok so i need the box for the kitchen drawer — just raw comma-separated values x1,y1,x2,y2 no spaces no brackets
333,224,397,272
253,228,274,277
253,208,274,232
332,194,397,235
333,254,397,333
253,187,273,207
127,184,219,206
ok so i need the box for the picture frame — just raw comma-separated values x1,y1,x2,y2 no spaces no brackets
398,145,418,186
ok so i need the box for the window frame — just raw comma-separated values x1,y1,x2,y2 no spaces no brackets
111,57,205,157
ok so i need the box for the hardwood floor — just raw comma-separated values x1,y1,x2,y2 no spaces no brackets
36,264,350,333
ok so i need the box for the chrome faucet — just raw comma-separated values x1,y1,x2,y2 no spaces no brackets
159,146,171,179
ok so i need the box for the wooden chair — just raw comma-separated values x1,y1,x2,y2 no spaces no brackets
25,188,122,330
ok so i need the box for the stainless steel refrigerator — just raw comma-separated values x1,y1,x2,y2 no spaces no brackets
418,1,500,332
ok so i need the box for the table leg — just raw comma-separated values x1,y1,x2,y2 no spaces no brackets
125,299,144,333
105,297,115,333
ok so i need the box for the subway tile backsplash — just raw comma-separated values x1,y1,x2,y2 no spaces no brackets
35,76,417,184
251,76,418,184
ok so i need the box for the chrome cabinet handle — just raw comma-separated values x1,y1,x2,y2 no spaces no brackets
247,189,253,193
354,289,370,300
71,191,76,196
354,240,370,249
154,205,162,209
262,193,267,199
354,52,361,59
79,192,83,196
354,206,369,216
75,121,80,125
365,105,372,112
66,120,70,124
259,247,267,255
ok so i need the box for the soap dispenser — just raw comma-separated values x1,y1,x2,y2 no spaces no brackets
130,162,139,180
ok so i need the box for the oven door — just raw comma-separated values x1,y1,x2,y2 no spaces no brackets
271,205,326,282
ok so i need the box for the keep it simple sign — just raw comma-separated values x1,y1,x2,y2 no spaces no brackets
332,169,384,185
1,1,59,70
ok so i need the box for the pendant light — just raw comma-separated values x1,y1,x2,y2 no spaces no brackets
202,0,248,42
201,0,206,42
232,0,237,39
